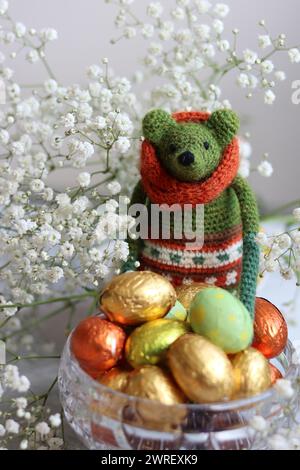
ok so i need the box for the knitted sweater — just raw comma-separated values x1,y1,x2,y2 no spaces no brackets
124,111,260,318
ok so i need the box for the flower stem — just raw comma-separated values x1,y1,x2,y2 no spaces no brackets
2,304,70,340
0,291,97,310
261,200,300,222
8,354,61,363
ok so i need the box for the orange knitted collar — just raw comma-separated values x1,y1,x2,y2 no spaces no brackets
140,111,239,206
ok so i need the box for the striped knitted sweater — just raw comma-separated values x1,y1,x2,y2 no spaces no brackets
139,189,243,290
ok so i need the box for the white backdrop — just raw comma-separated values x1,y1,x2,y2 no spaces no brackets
5,0,300,210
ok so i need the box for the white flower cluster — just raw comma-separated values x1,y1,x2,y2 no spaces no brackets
0,4,140,326
109,1,299,109
249,377,300,450
0,373,63,450
257,209,300,282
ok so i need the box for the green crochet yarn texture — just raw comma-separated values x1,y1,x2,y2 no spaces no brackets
143,109,239,182
123,109,260,319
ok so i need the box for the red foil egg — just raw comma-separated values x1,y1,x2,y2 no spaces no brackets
252,298,288,359
71,317,126,378
269,363,283,385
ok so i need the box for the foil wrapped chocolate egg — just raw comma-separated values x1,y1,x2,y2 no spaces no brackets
125,318,189,368
269,363,283,385
125,365,187,431
175,283,209,310
165,300,187,321
125,365,186,404
99,271,176,325
167,334,234,403
231,347,271,399
98,367,130,392
252,297,288,359
71,317,126,378
190,287,253,354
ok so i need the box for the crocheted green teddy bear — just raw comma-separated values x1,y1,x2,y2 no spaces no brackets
123,109,260,318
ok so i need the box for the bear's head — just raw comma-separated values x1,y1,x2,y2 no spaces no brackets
142,109,240,182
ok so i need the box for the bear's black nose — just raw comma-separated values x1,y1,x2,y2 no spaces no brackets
178,151,195,166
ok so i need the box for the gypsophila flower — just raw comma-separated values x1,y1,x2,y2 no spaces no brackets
293,208,300,221
0,425,5,437
288,48,300,63
115,136,130,154
19,440,28,450
237,73,250,88
217,39,230,51
243,49,258,65
0,0,9,16
30,179,45,192
142,23,154,38
40,28,58,42
26,49,40,63
77,172,91,188
107,181,121,195
213,3,229,18
261,60,274,74
14,22,26,38
275,70,286,81
264,90,276,105
257,160,274,177
147,2,163,18
49,413,61,428
5,420,20,434
258,34,272,49
35,422,50,437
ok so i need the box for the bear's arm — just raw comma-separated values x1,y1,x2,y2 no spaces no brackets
231,175,260,318
121,180,147,272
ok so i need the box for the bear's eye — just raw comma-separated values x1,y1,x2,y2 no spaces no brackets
203,141,210,150
169,144,177,153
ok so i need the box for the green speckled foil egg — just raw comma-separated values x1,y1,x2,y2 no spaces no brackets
190,287,253,354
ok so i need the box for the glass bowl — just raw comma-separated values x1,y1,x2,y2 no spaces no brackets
58,336,300,450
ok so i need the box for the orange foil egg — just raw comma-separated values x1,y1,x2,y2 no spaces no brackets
252,298,288,359
71,317,126,378
269,363,283,385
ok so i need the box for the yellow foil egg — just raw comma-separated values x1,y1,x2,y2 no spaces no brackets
125,365,186,404
167,334,234,403
125,365,187,432
231,347,271,399
125,319,190,368
98,367,130,392
99,271,177,326
175,283,209,310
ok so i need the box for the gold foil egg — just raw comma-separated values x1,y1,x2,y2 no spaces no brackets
125,365,186,404
98,367,130,392
175,283,209,310
167,334,234,403
125,319,190,368
125,365,187,431
99,271,176,325
231,347,271,399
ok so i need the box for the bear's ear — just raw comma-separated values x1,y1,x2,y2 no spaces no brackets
207,109,240,147
142,109,175,145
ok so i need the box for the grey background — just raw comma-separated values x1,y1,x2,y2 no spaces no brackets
6,0,300,210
